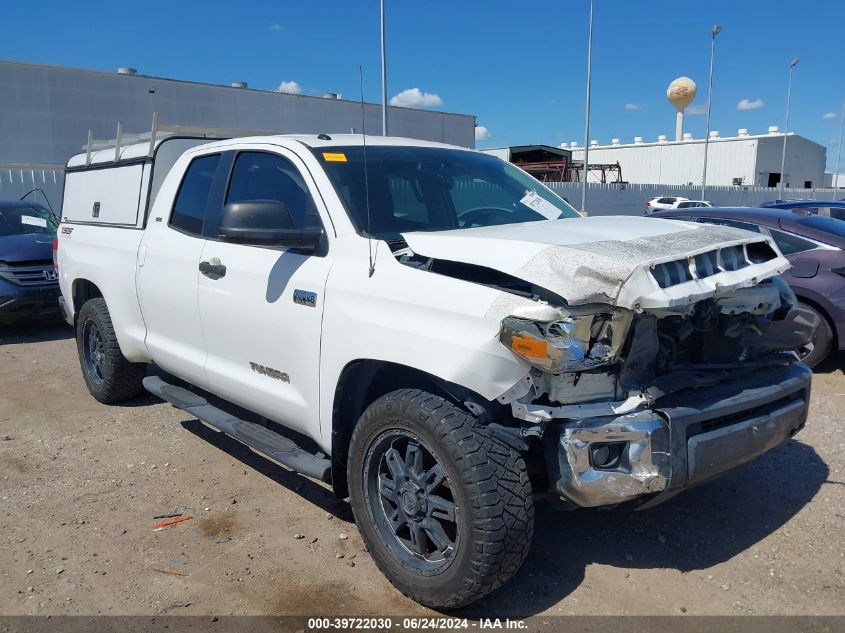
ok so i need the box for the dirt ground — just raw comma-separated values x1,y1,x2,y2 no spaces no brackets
1,320,843,618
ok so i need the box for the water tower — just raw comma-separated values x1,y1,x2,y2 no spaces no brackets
667,77,697,141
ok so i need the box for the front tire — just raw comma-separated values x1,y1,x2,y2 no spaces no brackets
76,298,146,403
348,389,534,609
797,301,833,368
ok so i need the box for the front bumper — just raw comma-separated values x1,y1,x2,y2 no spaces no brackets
545,362,811,508
0,284,61,325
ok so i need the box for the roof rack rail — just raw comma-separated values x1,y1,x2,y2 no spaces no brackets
81,113,280,163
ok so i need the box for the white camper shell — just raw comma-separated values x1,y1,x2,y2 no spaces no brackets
63,123,271,227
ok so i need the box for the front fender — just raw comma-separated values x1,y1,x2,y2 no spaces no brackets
317,239,530,449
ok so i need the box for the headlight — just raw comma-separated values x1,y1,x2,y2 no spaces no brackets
499,309,632,374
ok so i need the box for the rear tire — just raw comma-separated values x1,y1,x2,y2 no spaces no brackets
347,388,533,609
76,298,146,403
797,301,833,368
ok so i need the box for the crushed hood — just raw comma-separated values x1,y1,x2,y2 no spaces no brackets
401,216,790,310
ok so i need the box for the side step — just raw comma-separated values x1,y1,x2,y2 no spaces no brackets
143,376,331,482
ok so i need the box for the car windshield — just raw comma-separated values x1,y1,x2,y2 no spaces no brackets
796,215,845,239
0,205,58,237
314,146,580,241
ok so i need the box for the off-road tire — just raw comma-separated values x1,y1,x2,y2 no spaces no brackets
76,298,146,403
347,388,534,609
798,301,833,368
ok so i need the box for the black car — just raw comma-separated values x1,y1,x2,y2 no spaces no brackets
650,206,845,367
0,200,61,325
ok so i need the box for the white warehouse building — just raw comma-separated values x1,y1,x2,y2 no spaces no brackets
566,127,827,188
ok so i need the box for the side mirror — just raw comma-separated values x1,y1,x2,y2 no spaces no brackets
218,200,323,252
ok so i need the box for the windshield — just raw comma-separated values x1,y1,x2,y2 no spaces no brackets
0,205,58,237
314,146,580,241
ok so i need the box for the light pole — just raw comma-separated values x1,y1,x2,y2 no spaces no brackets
580,0,594,216
778,58,799,198
835,101,845,189
380,0,388,136
701,24,721,201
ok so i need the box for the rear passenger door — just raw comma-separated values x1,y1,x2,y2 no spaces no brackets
197,148,332,439
137,152,223,389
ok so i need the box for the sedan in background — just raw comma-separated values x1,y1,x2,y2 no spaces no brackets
673,200,712,209
0,200,61,325
646,196,689,213
651,206,845,367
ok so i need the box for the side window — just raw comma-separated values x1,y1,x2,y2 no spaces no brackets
226,152,321,229
768,228,818,255
697,217,760,233
170,154,221,236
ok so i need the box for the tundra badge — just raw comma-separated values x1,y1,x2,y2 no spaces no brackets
249,362,290,383
293,289,317,307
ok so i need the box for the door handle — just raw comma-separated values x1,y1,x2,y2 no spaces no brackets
199,258,226,279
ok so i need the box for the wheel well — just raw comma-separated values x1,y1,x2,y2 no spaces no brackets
71,279,103,321
795,294,837,347
330,361,481,499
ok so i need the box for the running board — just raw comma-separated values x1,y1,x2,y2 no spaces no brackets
143,376,331,482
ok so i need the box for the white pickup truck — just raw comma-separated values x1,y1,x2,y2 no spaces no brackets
57,131,814,608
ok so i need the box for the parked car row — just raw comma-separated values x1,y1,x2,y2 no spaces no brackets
646,196,713,212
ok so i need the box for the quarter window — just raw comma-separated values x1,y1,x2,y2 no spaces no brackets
226,152,321,229
768,228,818,255
170,154,221,236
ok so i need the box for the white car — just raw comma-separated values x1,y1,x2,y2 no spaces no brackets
646,196,689,212
673,200,713,209
56,132,814,609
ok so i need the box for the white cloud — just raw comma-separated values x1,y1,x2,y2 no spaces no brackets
737,98,765,111
624,103,645,111
389,88,443,108
269,23,282,31
686,104,707,115
475,126,490,142
823,112,837,120
276,81,302,95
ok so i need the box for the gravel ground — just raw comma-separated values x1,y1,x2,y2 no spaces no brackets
1,320,843,617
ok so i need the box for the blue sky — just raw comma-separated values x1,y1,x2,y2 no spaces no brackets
2,0,844,169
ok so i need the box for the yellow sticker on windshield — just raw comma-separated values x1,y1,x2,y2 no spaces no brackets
322,152,347,162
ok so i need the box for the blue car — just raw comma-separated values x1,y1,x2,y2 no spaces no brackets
761,198,845,221
0,200,61,325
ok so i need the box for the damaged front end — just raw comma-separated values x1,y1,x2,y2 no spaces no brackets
496,276,815,508
397,221,815,508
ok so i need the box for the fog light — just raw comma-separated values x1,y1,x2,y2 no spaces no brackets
590,442,625,469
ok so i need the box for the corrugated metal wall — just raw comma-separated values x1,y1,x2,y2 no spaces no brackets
0,61,476,166
0,60,476,210
572,134,826,187
755,135,828,189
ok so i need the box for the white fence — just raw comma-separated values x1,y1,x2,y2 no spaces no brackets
545,182,843,216
0,164,65,212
